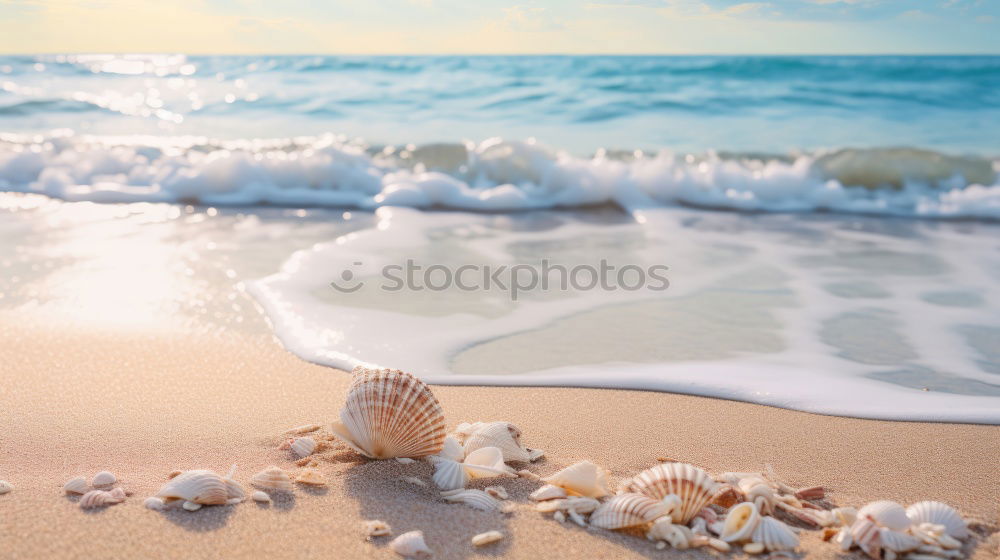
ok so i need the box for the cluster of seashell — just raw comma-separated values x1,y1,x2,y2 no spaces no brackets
147,465,244,512
64,471,131,510
835,500,969,560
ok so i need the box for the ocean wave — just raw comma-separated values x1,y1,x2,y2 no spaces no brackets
0,132,997,219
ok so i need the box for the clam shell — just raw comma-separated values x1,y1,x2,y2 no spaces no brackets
390,530,432,558
529,484,567,501
623,462,718,524
463,422,531,463
590,493,669,530
441,489,502,511
471,530,503,547
143,497,165,510
858,500,911,531
330,367,445,460
251,491,271,504
542,460,610,498
155,470,229,505
64,476,88,495
295,468,326,486
289,437,317,458
92,471,117,487
182,501,202,511
463,447,515,479
751,517,799,552
251,466,293,492
880,528,921,553
431,459,469,490
850,517,883,559
79,489,124,509
721,502,761,543
906,501,968,539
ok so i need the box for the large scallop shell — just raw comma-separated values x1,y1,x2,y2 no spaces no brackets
441,489,502,511
289,437,317,458
431,459,469,490
906,501,968,539
154,469,230,505
623,462,718,524
251,466,293,492
542,460,610,498
390,530,432,558
590,493,669,530
721,502,761,543
79,489,125,509
751,517,799,552
330,367,446,460
857,500,911,531
64,476,88,495
463,422,532,463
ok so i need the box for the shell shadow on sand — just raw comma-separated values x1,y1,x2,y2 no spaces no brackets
157,503,238,532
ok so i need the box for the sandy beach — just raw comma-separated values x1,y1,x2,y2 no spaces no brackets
1,309,997,559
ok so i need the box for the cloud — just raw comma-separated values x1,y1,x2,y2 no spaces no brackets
502,5,565,31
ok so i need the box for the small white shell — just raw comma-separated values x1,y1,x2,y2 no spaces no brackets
251,491,271,504
289,436,317,458
463,422,531,463
431,459,469,490
880,528,921,553
0,480,11,495
590,493,669,530
750,517,799,552
647,519,695,549
363,519,392,538
463,447,515,479
155,470,229,505
441,489,502,511
79,489,124,509
92,471,117,487
390,530,432,558
484,486,508,500
295,468,326,486
251,466,293,492
906,501,968,539
542,460,610,498
529,484,567,501
835,527,853,551
401,476,428,487
858,500,911,531
182,500,202,511
64,476,88,495
721,502,761,543
743,542,765,555
395,457,416,464
143,497,165,510
471,530,503,547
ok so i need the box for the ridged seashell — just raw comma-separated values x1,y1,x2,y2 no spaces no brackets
453,422,487,442
435,435,465,462
92,471,117,487
858,500,911,531
721,502,761,543
330,367,445,460
431,459,469,490
363,519,392,538
251,466,293,492
647,519,695,549
143,496,165,510
390,530,432,558
484,486,508,500
463,422,531,463
751,517,799,552
624,462,718,524
0,480,11,495
463,447,515,479
64,476,88,495
590,493,669,530
471,530,503,547
251,491,271,504
542,461,610,498
850,517,883,559
906,501,968,539
155,470,229,505
295,468,326,486
529,484,567,501
289,437,317,458
880,528,921,553
441,489,501,511
79,489,125,509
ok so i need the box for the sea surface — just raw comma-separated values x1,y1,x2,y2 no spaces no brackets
1,55,998,422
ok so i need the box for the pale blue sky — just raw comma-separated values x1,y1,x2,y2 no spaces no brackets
0,0,997,54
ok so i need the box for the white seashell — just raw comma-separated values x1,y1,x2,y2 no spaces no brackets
590,493,669,530
182,500,202,511
390,530,432,558
251,491,271,504
906,501,968,539
542,460,610,498
624,462,718,524
251,466,293,492
463,422,531,463
79,489,124,509
835,527,853,551
143,496,165,510
452,422,487,442
648,519,695,549
435,435,465,462
64,476,88,495
401,476,427,487
363,519,392,538
851,517,883,559
287,423,321,434
720,502,761,543
471,530,503,547
708,538,731,552
529,484,567,501
484,486,508,500
858,500,911,531
737,476,777,515
295,468,326,486
750,516,799,552
395,457,415,464
289,437,317,458
330,367,446,460
553,510,566,523
155,470,229,505
832,506,858,527
0,480,11,495
463,447,515,479
880,528,921,553
92,471,117,487
743,542,765,555
441,489,501,511
431,459,468,490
